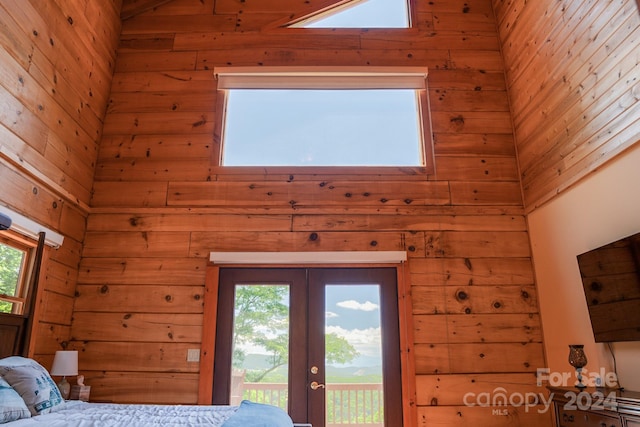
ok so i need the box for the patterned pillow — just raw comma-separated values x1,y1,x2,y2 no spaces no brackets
0,376,30,423
0,356,64,416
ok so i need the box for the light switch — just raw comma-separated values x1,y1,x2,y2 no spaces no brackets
187,349,200,362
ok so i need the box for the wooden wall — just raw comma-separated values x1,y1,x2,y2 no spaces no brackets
0,0,121,361
71,0,550,425
493,0,640,211
1,0,636,424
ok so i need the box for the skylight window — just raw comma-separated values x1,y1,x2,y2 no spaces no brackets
215,67,431,170
290,0,410,29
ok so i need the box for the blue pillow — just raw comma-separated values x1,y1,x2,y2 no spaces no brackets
0,356,64,416
0,376,31,423
222,400,294,427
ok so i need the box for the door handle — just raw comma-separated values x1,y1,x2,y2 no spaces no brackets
310,381,325,390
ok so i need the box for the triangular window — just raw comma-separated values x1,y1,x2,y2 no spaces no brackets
290,0,410,28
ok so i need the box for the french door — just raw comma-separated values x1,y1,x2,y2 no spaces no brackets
212,268,402,427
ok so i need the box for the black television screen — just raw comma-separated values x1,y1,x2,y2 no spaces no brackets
577,231,640,342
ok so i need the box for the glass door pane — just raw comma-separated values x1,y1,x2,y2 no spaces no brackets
229,284,290,411
215,267,401,426
325,285,384,427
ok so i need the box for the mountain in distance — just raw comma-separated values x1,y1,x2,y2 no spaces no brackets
241,354,382,381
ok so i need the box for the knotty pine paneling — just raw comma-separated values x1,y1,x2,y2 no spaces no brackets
70,342,202,373
416,373,543,406
493,0,640,210
410,257,535,286
292,213,527,232
418,405,552,427
132,0,214,16
0,0,120,365
86,372,200,404
80,0,549,424
414,313,542,343
74,284,205,313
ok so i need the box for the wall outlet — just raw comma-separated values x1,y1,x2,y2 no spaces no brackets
187,348,200,362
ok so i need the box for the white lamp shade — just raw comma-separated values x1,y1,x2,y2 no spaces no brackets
50,351,78,376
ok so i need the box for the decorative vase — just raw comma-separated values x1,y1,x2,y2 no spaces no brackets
568,344,588,389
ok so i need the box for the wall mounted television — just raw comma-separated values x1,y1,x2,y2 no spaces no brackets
577,231,640,342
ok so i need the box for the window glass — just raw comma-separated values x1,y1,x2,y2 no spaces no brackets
230,284,290,408
291,0,410,28
222,89,423,167
0,238,29,314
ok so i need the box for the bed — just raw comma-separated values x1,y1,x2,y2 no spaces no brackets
1,356,295,427
2,400,293,426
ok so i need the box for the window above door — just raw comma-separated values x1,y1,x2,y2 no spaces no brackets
213,67,434,174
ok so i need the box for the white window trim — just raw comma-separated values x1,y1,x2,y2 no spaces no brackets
0,205,64,248
213,66,434,173
214,66,428,89
209,251,407,264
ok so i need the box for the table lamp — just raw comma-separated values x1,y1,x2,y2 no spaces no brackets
51,350,78,399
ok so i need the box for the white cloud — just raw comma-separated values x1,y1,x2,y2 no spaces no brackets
325,311,339,318
336,300,379,311
326,325,382,358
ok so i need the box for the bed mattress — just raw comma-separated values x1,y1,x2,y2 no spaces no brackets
5,400,239,426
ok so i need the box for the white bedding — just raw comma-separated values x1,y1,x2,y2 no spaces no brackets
5,400,239,426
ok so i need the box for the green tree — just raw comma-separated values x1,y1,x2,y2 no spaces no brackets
233,285,359,382
232,285,289,370
0,242,24,313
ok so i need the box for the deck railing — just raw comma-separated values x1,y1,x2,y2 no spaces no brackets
237,382,384,427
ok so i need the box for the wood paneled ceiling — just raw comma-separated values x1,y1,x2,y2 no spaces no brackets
121,0,176,20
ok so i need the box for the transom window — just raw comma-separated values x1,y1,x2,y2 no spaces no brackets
215,67,432,170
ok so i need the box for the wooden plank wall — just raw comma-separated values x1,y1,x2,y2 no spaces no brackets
75,0,550,425
0,0,121,362
493,0,640,212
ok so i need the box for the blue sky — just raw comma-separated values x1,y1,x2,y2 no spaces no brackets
325,284,383,368
302,0,408,28
223,89,422,167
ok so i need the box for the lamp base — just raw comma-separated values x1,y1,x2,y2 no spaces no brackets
57,377,70,400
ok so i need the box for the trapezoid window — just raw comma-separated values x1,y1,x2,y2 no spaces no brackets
290,0,411,28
